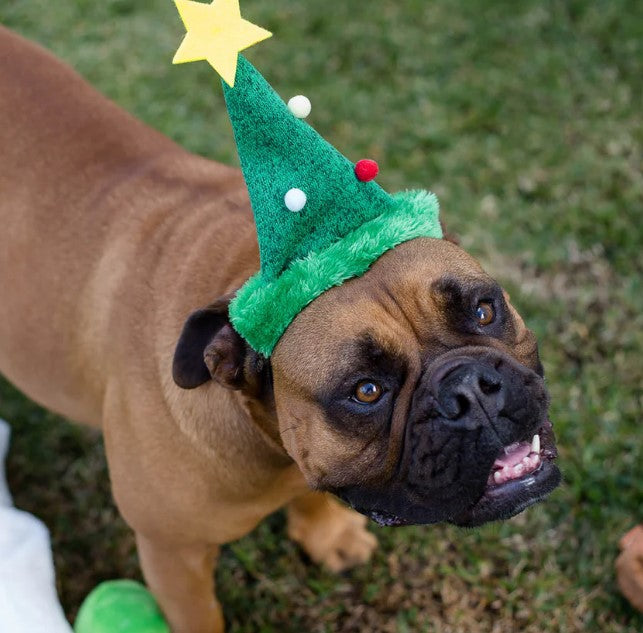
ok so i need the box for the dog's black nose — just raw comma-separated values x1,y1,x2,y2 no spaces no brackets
436,362,504,428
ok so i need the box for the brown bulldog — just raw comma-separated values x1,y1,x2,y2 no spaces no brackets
0,27,560,633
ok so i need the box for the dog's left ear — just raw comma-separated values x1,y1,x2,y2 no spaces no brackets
440,218,460,246
172,294,269,392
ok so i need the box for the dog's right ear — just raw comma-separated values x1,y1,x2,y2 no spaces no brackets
172,294,256,391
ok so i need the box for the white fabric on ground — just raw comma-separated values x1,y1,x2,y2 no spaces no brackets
0,418,73,633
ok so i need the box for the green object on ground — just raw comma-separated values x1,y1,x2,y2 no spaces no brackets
74,580,170,633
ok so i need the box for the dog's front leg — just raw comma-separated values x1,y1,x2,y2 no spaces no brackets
135,534,224,633
287,491,377,573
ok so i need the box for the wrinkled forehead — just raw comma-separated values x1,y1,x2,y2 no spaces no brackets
272,238,498,386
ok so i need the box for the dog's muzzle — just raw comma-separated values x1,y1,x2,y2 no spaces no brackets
333,348,561,527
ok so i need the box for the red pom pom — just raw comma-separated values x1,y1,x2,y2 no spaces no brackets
355,159,379,182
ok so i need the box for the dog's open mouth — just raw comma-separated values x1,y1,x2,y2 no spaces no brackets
450,418,560,527
487,420,557,487
361,420,560,528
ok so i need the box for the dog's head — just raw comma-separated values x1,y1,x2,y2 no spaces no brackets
173,237,560,527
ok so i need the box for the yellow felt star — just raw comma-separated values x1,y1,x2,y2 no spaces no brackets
172,0,272,87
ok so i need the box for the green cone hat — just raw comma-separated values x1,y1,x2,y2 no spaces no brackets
225,57,441,355
173,1,442,356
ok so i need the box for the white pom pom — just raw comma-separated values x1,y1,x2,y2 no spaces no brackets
287,95,311,119
284,188,307,212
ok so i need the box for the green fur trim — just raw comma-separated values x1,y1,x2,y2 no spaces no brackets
229,190,441,356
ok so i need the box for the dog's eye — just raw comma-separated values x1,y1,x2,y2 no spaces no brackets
475,301,495,326
353,380,383,404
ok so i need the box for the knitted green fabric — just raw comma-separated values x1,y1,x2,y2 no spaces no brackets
224,56,442,356
223,57,397,279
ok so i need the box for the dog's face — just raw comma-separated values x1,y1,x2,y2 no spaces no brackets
174,237,560,527
269,238,560,526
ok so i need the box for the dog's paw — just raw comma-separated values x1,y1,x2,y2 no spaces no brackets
287,496,377,573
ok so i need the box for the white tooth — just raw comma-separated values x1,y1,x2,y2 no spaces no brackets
494,471,503,484
531,434,540,454
514,463,525,477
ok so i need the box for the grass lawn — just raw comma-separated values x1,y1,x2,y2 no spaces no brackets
1,0,641,631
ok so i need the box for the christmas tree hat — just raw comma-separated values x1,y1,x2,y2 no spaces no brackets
173,0,442,356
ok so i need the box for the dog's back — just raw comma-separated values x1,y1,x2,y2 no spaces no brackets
0,26,254,426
